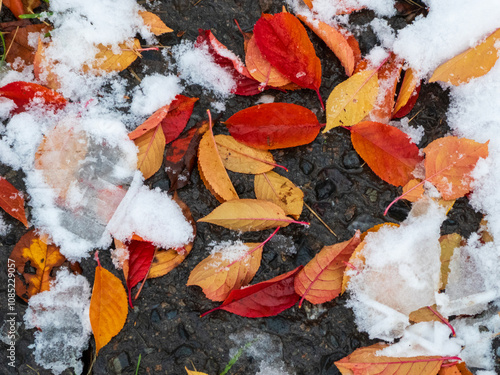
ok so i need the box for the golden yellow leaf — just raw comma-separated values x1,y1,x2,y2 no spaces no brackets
134,125,165,179
439,233,463,289
185,367,209,375
438,362,474,375
393,68,419,115
83,39,141,73
89,264,128,356
324,69,379,132
254,171,304,219
198,128,238,202
215,134,276,174
402,178,425,202
198,199,297,231
9,230,81,301
430,28,500,86
139,10,173,36
187,242,262,301
409,305,441,324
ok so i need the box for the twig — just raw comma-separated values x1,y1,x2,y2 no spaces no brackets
128,67,142,83
304,202,337,237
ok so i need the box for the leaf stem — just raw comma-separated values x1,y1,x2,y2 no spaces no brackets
427,305,456,337
94,251,102,268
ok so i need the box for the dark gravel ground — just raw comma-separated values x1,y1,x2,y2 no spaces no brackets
0,1,497,374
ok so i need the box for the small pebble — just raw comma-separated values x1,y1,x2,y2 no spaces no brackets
111,352,130,374
299,159,314,175
315,180,336,200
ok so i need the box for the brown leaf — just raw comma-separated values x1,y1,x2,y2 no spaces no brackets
254,172,304,219
4,24,51,70
9,230,81,301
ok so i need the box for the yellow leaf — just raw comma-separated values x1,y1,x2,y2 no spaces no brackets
430,28,500,86
83,39,141,73
89,264,128,356
393,68,419,115
324,69,379,132
439,233,463,289
198,199,297,231
198,128,238,202
215,134,276,174
185,367,209,375
187,242,262,301
409,305,441,324
134,125,165,179
139,10,173,36
254,171,304,219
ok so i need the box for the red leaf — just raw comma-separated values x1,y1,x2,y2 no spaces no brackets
253,13,322,101
0,177,28,227
201,266,303,318
393,84,421,119
161,95,198,144
195,29,263,96
126,240,156,307
165,120,209,191
350,121,423,187
224,103,322,150
0,81,67,114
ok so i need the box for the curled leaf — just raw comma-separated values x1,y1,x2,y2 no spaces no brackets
393,68,421,118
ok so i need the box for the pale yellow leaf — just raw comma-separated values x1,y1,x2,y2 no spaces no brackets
324,69,379,132
134,125,165,179
254,171,304,219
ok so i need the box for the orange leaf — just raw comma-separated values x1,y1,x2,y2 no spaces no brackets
393,68,420,118
89,264,128,356
129,104,172,140
198,116,238,202
134,125,166,179
439,233,463,289
298,15,361,76
402,178,425,202
253,12,322,103
3,0,40,18
185,368,209,375
4,23,51,70
424,136,489,200
438,362,473,375
370,54,402,123
198,199,303,231
430,28,500,86
34,38,61,91
254,171,304,220
215,134,277,174
245,34,291,87
350,121,424,187
187,242,262,301
295,231,361,306
0,177,28,226
335,343,444,375
324,69,379,132
139,10,173,36
83,39,141,73
9,230,82,301
148,193,196,278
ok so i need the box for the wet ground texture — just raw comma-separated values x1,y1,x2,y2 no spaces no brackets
0,0,498,374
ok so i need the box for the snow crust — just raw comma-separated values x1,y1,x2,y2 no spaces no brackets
24,270,92,375
130,74,181,116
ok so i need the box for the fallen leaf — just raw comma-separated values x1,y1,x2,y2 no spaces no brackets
134,125,166,179
439,233,463,289
409,305,442,324
198,199,302,231
0,81,67,114
139,10,173,35
245,34,291,87
297,14,360,76
393,68,421,118
369,54,402,122
34,38,61,90
185,367,209,375
335,343,444,375
10,230,81,301
479,218,494,243
350,121,423,186
197,115,238,202
83,39,141,73
295,231,361,306
165,120,209,191
402,178,425,202
424,136,489,200
201,266,303,318
196,29,262,96
3,0,40,18
438,362,474,375
187,242,262,301
0,177,28,227
161,95,198,144
215,134,277,174
148,193,196,278
254,172,304,219
4,24,51,70
225,103,322,150
126,239,156,307
129,104,172,140
324,69,379,132
253,12,322,104
89,263,128,356
429,28,500,85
